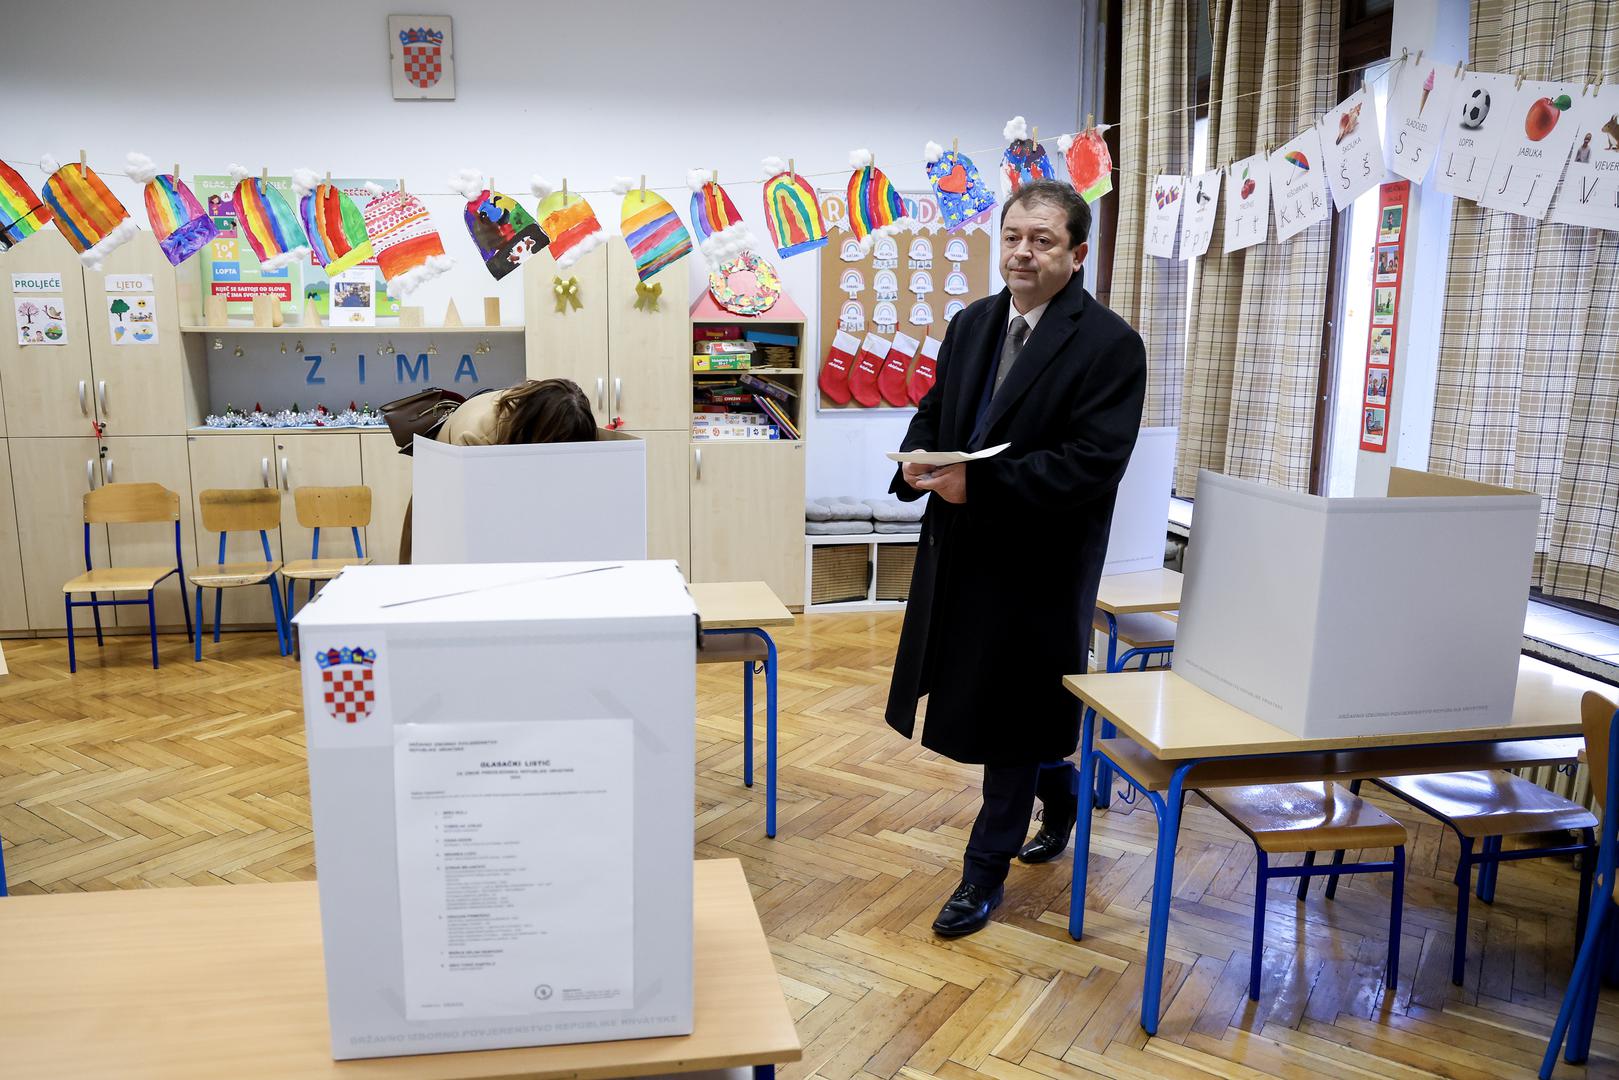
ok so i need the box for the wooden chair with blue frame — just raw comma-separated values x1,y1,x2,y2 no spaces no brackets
1542,690,1619,1076
62,482,193,673
280,485,372,620
190,489,288,661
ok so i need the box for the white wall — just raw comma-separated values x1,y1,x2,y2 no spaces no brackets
0,0,1093,498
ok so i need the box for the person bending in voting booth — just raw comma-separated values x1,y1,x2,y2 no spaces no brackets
398,378,597,563
887,180,1147,938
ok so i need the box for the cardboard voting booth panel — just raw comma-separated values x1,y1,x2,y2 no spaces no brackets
1174,469,1537,739
412,429,647,564
295,561,696,1059
1103,426,1176,575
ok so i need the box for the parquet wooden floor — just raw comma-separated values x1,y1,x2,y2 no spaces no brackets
2,614,1616,1078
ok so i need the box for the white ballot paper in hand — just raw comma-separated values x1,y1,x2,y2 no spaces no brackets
395,719,634,1021
887,443,1010,467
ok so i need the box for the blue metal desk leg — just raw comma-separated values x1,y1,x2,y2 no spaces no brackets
1141,761,1195,1034
1093,615,1121,808
742,659,754,789
754,1065,775,1080
1069,705,1099,940
762,630,778,839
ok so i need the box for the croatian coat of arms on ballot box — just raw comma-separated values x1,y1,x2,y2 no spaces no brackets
318,645,378,722
389,16,455,100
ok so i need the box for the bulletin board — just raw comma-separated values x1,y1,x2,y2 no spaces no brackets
815,189,992,412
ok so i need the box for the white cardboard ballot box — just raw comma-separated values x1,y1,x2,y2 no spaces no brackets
1174,468,1538,739
1103,426,1177,575
412,429,647,564
294,560,696,1059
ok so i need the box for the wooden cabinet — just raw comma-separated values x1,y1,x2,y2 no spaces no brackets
689,440,806,606
524,245,610,421
628,429,690,573
606,244,690,430
0,441,30,632
185,432,281,625
0,232,97,438
359,433,412,565
84,234,192,435
273,433,363,563
10,437,106,630
99,436,199,629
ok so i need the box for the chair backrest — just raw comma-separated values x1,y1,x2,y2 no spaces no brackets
198,488,281,534
293,485,372,529
1582,690,1618,810
85,482,179,525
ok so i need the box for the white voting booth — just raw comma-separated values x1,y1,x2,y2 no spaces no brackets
1174,468,1538,739
294,561,697,1059
1103,426,1176,575
412,430,647,564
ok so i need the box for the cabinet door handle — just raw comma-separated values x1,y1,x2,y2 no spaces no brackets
596,377,606,412
281,457,290,491
261,457,270,488
104,459,115,484
96,380,108,414
614,377,623,415
78,380,88,415
694,447,702,482
86,459,96,491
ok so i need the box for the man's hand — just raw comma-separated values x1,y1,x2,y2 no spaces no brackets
901,462,936,491
913,463,967,504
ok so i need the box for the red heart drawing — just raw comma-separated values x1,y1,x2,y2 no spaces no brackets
936,164,969,194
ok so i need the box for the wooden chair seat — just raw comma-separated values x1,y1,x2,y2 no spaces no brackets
63,566,174,593
281,557,370,581
697,632,769,665
189,562,282,588
1377,770,1598,838
1092,610,1177,649
1201,782,1407,854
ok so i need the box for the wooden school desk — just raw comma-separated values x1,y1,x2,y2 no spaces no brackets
1089,568,1183,807
1064,654,1607,1034
0,858,800,1080
689,582,794,838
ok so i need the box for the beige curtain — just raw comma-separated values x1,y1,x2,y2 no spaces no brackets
1429,1,1619,607
1109,0,1195,428
1176,0,1341,496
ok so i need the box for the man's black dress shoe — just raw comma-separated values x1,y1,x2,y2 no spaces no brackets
1018,807,1077,864
931,881,1004,937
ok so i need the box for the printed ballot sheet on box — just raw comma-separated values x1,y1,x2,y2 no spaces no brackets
1172,470,1537,740
294,561,696,1059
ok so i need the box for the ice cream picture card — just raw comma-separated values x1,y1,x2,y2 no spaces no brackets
1479,80,1586,221
1388,62,1465,183
1436,72,1516,202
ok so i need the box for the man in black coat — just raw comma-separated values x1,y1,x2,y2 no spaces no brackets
887,180,1146,937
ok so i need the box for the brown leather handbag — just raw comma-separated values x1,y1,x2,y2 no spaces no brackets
379,387,466,455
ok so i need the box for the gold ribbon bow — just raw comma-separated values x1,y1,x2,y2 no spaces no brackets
552,275,582,313
634,280,663,311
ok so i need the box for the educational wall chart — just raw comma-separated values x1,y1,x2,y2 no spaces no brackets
1388,61,1466,183
104,272,159,345
1178,169,1221,259
816,188,990,412
1222,152,1272,253
1478,79,1585,221
11,271,66,345
1360,181,1411,452
1319,85,1386,210
1435,72,1515,202
1142,174,1184,258
1547,84,1619,230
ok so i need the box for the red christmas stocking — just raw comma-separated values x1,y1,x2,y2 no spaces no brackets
849,334,888,408
908,335,942,405
819,329,859,406
879,332,919,407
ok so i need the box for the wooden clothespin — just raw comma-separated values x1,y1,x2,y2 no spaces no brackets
638,174,646,196
1414,48,1424,66
325,171,332,182
173,163,180,179
399,177,407,194
1031,125,1040,143
1455,59,1465,77
261,167,269,181
952,136,959,153
1086,113,1095,131
712,168,718,185
788,158,795,175
1514,71,1526,90
562,178,568,204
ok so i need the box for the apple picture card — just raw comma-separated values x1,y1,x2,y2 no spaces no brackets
1179,169,1222,259
1143,174,1185,259
1223,153,1272,253
1436,71,1516,201
1268,128,1330,242
1478,80,1585,220
1548,84,1619,230
1388,61,1467,182
1320,86,1386,209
